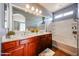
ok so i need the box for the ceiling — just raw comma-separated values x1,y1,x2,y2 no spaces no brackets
39,3,72,12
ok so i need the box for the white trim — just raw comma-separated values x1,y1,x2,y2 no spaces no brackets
52,40,77,56
53,44,77,56
63,11,73,16
53,39,77,48
55,14,63,19
12,4,26,12
9,3,13,31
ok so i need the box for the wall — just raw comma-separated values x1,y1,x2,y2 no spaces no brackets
53,19,77,55
0,4,5,28
48,4,78,55
0,3,5,56
46,19,77,55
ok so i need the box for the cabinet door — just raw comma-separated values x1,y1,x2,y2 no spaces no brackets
46,34,52,48
7,45,24,56
29,42,37,56
40,35,47,50
2,40,19,51
20,39,29,56
24,43,29,56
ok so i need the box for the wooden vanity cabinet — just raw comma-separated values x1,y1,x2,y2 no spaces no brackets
2,33,52,56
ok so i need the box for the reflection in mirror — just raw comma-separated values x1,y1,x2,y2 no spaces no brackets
12,4,52,33
4,4,8,32
13,13,25,31
12,6,43,33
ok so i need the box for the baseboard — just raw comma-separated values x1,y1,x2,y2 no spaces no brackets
52,41,77,56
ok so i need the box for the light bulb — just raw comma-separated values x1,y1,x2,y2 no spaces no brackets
31,6,35,11
39,10,42,14
26,4,30,9
36,8,38,12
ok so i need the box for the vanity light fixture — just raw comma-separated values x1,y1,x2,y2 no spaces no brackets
25,4,42,16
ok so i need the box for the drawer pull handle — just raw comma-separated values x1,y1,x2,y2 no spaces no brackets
1,53,10,54
1,53,11,55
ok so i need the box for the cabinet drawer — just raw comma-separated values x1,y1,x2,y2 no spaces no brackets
20,39,29,45
2,45,24,56
28,37,38,43
46,34,52,37
2,40,19,50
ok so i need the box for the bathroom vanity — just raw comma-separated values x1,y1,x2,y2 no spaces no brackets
1,32,52,56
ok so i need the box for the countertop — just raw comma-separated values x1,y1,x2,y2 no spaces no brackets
2,32,51,43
